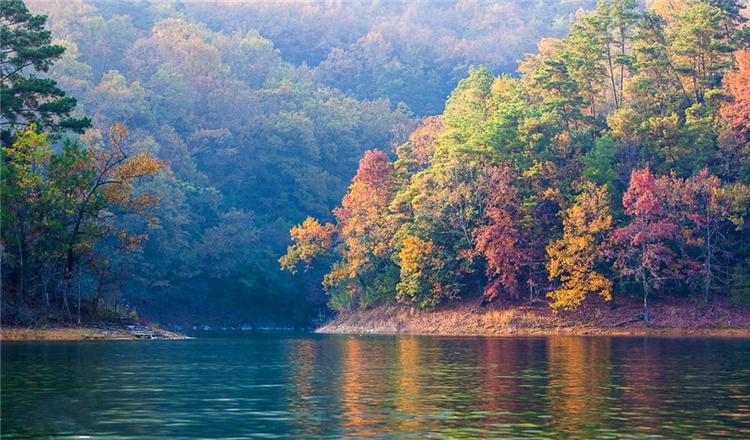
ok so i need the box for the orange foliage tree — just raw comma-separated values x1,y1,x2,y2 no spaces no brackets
721,49,750,138
281,149,402,309
279,216,337,274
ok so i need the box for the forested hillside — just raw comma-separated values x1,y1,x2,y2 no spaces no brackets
283,0,750,322
2,0,599,328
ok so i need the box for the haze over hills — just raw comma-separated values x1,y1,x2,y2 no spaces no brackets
3,0,749,329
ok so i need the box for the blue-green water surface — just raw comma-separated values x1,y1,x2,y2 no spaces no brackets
2,333,750,439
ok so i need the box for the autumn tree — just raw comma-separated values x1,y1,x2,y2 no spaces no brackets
547,183,613,311
660,168,750,301
395,235,453,309
610,167,678,322
326,149,401,308
279,216,337,274
473,165,523,300
717,49,750,184
1,123,166,323
281,149,402,310
723,48,750,129
394,116,443,174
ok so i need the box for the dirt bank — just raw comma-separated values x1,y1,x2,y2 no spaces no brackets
0,324,190,340
318,295,750,337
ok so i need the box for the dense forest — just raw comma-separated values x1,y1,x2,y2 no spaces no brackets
282,0,750,322
2,0,750,328
2,0,600,328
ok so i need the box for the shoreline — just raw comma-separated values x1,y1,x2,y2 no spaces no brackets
316,296,750,338
4,295,749,340
0,323,190,341
317,323,750,338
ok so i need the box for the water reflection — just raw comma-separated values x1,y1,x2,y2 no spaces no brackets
394,337,422,433
338,336,377,435
2,334,750,439
546,337,613,435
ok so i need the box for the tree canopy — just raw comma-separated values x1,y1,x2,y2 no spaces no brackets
283,0,750,323
0,0,90,147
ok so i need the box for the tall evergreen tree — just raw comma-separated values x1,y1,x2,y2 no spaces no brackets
0,0,90,147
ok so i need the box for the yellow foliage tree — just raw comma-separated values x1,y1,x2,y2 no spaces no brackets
279,216,337,274
396,235,446,309
546,183,613,310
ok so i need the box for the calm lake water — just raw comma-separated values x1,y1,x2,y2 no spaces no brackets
2,333,750,439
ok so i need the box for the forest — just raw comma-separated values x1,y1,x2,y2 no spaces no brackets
281,0,750,322
2,0,749,329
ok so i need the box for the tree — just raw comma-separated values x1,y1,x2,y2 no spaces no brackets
627,10,692,116
0,125,51,306
629,0,748,117
394,116,443,174
719,49,750,182
438,66,497,160
325,149,401,308
520,38,585,132
721,49,750,139
566,0,640,113
610,167,678,322
281,150,402,310
395,235,452,309
661,168,750,301
0,0,90,147
547,183,613,311
473,165,523,300
85,70,149,128
668,1,738,105
77,14,138,82
279,216,336,274
1,123,167,323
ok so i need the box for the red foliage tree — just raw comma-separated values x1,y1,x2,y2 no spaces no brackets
473,165,523,300
610,167,678,322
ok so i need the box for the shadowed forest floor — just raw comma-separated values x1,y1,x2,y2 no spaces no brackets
318,295,750,337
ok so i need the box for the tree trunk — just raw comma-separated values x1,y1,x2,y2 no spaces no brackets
77,266,83,324
704,220,712,303
642,277,649,323
93,277,103,317
62,279,72,321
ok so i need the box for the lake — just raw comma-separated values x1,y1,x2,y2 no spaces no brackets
2,333,750,439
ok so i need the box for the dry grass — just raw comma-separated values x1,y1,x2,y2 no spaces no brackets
0,327,111,340
0,324,189,341
318,295,750,337
481,309,517,328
